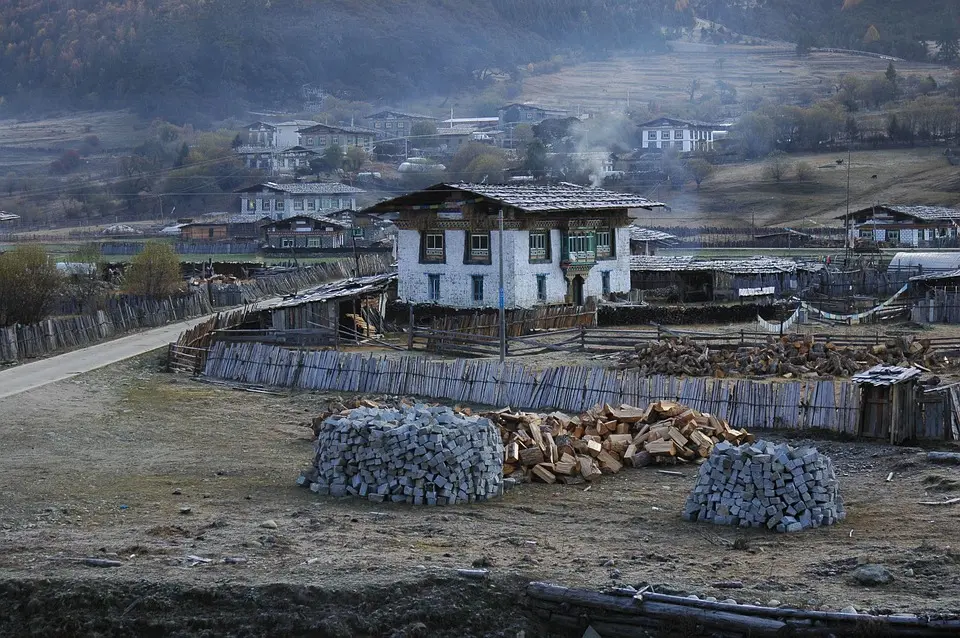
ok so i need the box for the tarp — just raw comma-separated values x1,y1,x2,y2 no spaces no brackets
801,283,909,324
756,305,801,333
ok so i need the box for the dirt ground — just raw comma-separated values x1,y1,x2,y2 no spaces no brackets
2,353,960,636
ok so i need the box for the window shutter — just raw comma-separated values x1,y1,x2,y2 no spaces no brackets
610,227,616,257
546,230,553,260
464,231,471,264
419,231,426,263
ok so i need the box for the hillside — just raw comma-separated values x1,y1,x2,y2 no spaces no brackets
691,0,959,61
0,0,683,124
630,148,960,228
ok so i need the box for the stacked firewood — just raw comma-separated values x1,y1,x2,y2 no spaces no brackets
616,335,942,378
487,401,753,485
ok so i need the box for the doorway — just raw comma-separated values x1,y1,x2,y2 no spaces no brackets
571,275,584,306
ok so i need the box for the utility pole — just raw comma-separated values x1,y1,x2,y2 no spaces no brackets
844,143,852,263
498,207,506,363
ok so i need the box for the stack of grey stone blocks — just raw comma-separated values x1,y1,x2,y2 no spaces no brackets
298,405,504,505
682,440,845,532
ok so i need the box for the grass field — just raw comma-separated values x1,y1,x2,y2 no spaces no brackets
628,147,960,227
521,41,954,113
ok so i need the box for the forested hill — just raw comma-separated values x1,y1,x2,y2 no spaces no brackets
0,0,683,123
692,0,959,61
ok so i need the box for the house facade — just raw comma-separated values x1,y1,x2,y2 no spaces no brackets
244,122,278,147
262,214,347,249
497,103,569,129
236,145,317,174
842,204,960,248
363,110,438,139
237,182,364,220
638,117,730,153
365,183,662,309
299,123,377,153
180,213,269,241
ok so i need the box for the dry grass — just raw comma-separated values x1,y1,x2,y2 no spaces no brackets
629,147,960,227
521,42,952,112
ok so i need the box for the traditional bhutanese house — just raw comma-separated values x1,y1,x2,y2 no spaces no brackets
629,256,823,302
840,204,960,248
363,182,663,309
264,272,397,340
852,365,921,443
628,226,677,256
180,213,270,241
753,228,813,248
262,213,349,250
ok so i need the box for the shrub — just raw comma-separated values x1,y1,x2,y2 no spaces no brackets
124,241,182,298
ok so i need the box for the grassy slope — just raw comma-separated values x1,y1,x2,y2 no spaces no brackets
520,41,955,111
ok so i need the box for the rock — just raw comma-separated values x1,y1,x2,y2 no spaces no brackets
609,569,621,579
852,565,894,587
840,605,858,615
721,599,738,605
260,519,278,530
172,488,182,495
767,599,781,607
179,506,192,515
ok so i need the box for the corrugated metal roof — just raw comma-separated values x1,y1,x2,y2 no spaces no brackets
298,123,378,135
0,211,19,222
852,365,921,386
265,272,397,310
629,226,678,243
365,110,437,120
185,213,270,226
910,268,960,282
629,255,823,274
888,252,960,271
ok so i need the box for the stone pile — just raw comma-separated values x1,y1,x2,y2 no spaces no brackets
298,404,504,505
683,440,845,532
616,334,943,378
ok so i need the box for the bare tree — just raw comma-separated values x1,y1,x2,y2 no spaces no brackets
795,161,815,183
762,151,791,183
686,158,715,190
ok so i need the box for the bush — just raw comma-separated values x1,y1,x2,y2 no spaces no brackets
762,151,791,182
124,241,182,298
795,161,815,183
0,245,64,326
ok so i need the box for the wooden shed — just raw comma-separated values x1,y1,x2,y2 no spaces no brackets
852,365,921,443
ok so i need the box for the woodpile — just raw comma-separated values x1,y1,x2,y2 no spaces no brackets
616,334,943,378
487,401,753,485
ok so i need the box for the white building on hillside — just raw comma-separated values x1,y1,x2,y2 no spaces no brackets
364,183,663,309
236,182,364,220
638,117,731,153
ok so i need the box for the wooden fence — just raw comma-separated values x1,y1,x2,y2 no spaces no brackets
0,292,212,362
201,341,863,435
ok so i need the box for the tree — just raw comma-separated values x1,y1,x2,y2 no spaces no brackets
686,158,714,189
863,25,880,45
320,144,344,172
523,139,548,175
67,243,106,314
0,245,63,327
513,123,535,147
410,121,438,138
716,79,738,105
763,151,791,182
795,161,815,183
885,62,898,85
343,146,367,171
795,32,815,57
124,241,182,298
733,112,777,159
688,78,700,103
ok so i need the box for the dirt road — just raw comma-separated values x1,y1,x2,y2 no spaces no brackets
0,316,219,400
2,354,960,635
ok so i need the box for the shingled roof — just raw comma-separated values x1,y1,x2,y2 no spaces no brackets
237,182,364,195
630,255,823,274
841,204,960,222
365,183,663,214
629,226,678,243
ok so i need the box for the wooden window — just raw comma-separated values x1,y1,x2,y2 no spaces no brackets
307,238,321,248
207,228,214,239
305,137,314,146
529,231,549,261
470,232,489,260
601,271,611,295
422,231,445,263
246,199,256,211
596,229,613,258
886,229,900,244
281,238,294,248
293,198,304,211
307,200,315,211
428,274,440,301
674,129,683,139
536,274,547,301
275,199,284,211
471,275,484,303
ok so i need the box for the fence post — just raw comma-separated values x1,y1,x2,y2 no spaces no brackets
407,305,415,350
580,325,586,352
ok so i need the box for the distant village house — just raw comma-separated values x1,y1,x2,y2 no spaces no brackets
638,117,731,153
841,204,960,247
262,214,348,249
363,110,439,139
237,182,364,219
